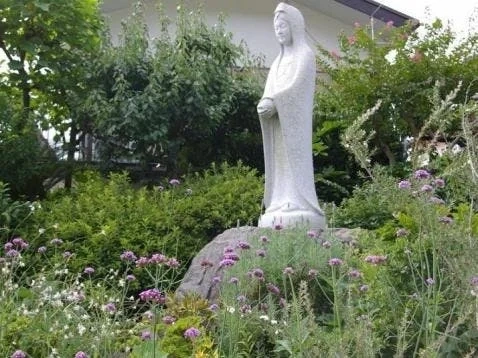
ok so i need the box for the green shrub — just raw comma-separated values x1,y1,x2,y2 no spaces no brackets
26,163,262,282
0,182,32,241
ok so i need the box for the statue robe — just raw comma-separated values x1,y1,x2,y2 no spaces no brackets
259,3,324,227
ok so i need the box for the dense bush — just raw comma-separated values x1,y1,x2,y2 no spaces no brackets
0,182,32,241
25,163,262,281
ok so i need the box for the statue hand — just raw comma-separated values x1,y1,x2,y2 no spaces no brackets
257,97,276,119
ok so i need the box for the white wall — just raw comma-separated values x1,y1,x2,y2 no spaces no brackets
103,0,358,67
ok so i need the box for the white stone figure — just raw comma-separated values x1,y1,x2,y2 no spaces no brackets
257,2,326,229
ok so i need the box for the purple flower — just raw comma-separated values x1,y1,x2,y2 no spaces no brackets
256,249,266,257
398,180,411,189
150,253,167,264
50,238,63,246
430,196,445,205
139,288,165,304
274,223,284,230
12,237,28,249
212,276,221,284
37,246,47,254
229,277,239,284
307,230,317,238
162,315,176,324
252,268,265,279
236,295,247,303
420,184,433,192
200,259,214,268
240,304,252,314
283,267,295,275
166,258,180,268
470,276,478,286
219,258,235,268
84,267,95,275
266,283,281,296
4,242,13,251
6,249,19,258
414,169,431,179
63,251,72,259
259,235,269,243
169,179,180,186
120,250,137,262
328,258,343,266
11,350,27,358
224,247,235,254
425,277,435,286
279,297,287,308
209,303,219,311
126,274,136,281
364,255,387,265
184,327,201,340
439,216,453,224
141,330,152,340
223,252,240,261
396,228,409,237
135,256,149,267
308,269,319,279
348,269,362,279
104,302,116,313
74,352,88,358
434,178,445,188
237,241,251,250
322,240,331,249
359,284,369,292
143,311,154,320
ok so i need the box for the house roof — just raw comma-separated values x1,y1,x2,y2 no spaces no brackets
294,0,419,28
333,0,418,27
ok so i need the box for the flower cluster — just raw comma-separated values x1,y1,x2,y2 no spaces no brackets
364,255,387,265
139,288,166,304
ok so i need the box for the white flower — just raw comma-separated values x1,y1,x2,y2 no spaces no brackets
259,315,269,321
78,323,86,336
38,228,46,234
270,319,278,325
227,306,235,314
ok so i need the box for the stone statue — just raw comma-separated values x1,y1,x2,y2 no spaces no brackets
257,2,326,229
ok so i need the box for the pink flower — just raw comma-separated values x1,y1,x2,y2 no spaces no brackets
11,351,27,358
347,35,356,45
386,20,394,28
414,169,430,179
330,50,341,60
74,352,88,358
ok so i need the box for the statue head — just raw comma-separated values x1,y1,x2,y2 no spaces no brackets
274,3,306,47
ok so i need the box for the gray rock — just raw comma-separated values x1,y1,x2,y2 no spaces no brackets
175,226,262,301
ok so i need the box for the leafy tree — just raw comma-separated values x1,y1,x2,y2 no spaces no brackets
88,2,263,175
0,0,104,194
314,18,478,198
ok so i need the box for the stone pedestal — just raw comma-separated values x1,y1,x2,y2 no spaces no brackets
258,210,326,230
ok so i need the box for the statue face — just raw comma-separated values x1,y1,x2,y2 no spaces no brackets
274,17,292,45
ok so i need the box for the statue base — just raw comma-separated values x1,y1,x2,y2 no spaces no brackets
258,210,326,230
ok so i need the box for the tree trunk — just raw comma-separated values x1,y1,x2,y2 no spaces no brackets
65,125,78,189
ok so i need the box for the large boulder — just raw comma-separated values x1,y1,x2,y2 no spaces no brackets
176,226,262,301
